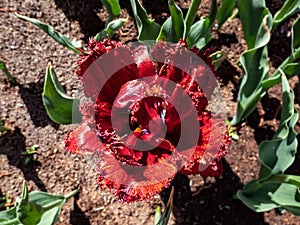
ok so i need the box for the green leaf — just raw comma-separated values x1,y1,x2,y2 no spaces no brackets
95,19,127,41
231,0,272,125
231,46,269,125
259,75,298,178
101,0,121,18
292,16,300,52
42,65,81,124
262,61,300,89
156,0,185,42
15,13,81,54
216,0,235,30
186,0,217,49
269,183,300,216
236,0,272,48
0,208,17,223
0,61,16,84
236,182,280,213
187,19,211,49
236,76,299,214
130,0,161,40
155,187,173,225
273,0,300,29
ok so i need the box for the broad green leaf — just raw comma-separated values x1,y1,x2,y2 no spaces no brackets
273,0,300,29
155,187,173,225
236,182,280,213
236,76,299,214
156,0,185,42
42,66,81,124
0,207,17,222
187,0,217,49
187,19,211,49
28,192,65,225
95,19,127,41
292,16,300,52
130,0,161,40
101,0,121,18
236,0,272,48
216,0,235,29
259,75,298,178
16,13,81,54
0,61,16,84
269,183,300,215
15,182,43,225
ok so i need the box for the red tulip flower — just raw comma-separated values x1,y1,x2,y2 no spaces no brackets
65,39,231,203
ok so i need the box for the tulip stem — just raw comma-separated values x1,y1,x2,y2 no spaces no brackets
184,0,202,40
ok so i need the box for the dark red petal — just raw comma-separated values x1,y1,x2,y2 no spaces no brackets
179,112,231,175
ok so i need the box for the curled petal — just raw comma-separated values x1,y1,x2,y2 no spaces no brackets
96,154,176,203
65,121,104,156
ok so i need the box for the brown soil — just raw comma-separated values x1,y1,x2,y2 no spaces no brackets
0,0,299,224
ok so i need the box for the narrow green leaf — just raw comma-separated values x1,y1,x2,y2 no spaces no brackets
236,0,272,48
101,0,121,17
207,0,218,28
156,0,185,42
95,19,127,41
292,16,300,52
0,61,16,84
273,0,300,29
154,206,162,225
130,0,161,40
156,187,174,225
231,46,269,125
16,13,81,54
216,0,235,29
186,0,217,49
42,66,81,124
184,0,202,39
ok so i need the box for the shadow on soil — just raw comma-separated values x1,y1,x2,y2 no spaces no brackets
18,82,59,129
70,193,91,225
53,0,104,41
160,159,269,225
0,128,47,191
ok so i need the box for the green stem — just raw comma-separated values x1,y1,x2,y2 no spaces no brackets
64,189,78,200
228,8,239,21
43,190,78,211
0,218,19,225
183,0,202,40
